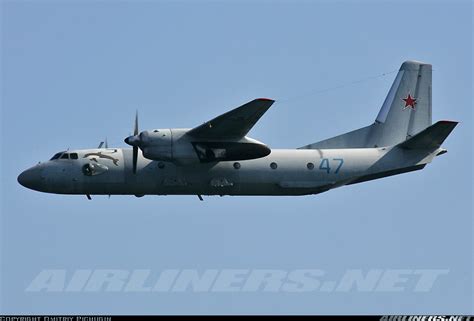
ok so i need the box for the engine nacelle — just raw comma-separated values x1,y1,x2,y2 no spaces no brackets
139,129,173,161
137,128,271,165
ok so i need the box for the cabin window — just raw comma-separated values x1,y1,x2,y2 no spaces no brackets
233,162,241,169
70,153,78,159
270,162,278,169
307,162,314,170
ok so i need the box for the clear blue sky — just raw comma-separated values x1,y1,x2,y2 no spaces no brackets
1,0,472,315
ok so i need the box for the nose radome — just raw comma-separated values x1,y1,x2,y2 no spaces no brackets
17,167,43,191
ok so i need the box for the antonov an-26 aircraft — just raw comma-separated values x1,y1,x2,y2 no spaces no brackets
18,61,457,200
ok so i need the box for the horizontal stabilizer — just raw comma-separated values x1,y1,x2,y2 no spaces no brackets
397,120,458,150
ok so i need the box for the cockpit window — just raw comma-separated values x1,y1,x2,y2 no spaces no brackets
50,151,65,160
50,151,79,160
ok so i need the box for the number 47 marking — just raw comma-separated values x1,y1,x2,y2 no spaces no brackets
319,158,344,174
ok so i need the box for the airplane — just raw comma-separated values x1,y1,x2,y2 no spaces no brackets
18,60,458,200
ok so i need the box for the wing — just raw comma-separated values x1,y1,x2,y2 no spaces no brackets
187,98,275,139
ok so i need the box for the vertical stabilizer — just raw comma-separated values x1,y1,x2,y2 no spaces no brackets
299,60,433,149
373,60,432,146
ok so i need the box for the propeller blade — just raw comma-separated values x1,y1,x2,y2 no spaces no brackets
133,146,138,174
124,111,140,174
134,111,139,136
133,112,138,174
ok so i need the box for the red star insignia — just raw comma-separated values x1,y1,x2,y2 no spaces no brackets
402,93,417,110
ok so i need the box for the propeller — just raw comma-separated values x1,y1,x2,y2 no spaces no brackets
124,111,140,174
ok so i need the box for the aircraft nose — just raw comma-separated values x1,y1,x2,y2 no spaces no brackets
18,167,43,191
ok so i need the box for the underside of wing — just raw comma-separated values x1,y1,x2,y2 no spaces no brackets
187,98,275,140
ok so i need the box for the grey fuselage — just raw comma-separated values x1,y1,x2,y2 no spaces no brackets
17,61,453,197
17,144,438,197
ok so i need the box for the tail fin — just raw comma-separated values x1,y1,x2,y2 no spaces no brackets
374,60,432,145
300,60,433,149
